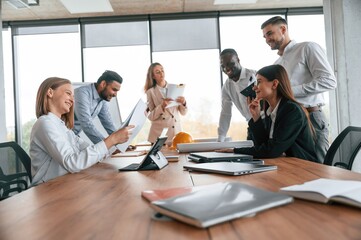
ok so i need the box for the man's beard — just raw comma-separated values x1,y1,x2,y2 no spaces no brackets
99,89,110,101
271,36,284,50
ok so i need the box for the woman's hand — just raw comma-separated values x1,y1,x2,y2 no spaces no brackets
176,96,186,106
247,97,261,122
161,98,172,110
104,125,135,149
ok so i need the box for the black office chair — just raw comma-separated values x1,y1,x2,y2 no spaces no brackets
324,126,361,170
0,141,32,200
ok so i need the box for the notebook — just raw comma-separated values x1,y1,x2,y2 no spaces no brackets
279,178,361,208
118,137,168,171
188,151,262,164
183,162,277,176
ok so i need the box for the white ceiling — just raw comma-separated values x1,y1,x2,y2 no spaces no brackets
1,0,323,22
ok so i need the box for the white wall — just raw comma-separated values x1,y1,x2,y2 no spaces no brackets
324,0,361,134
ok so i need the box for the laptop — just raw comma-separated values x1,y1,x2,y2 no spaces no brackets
188,151,263,164
118,137,168,171
183,162,277,176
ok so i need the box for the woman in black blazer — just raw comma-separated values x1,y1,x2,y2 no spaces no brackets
220,64,319,163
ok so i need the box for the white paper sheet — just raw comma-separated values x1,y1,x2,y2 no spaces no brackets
165,83,185,108
116,99,147,152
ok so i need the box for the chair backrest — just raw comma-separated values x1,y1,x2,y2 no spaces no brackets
324,126,361,170
0,141,32,200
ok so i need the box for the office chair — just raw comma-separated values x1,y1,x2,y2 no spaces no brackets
324,126,361,170
0,141,32,200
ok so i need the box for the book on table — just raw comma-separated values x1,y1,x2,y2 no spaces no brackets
279,178,361,208
143,182,293,228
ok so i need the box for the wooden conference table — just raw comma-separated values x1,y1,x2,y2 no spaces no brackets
1,149,361,240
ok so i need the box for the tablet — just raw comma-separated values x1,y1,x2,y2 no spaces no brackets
118,137,168,171
240,82,256,99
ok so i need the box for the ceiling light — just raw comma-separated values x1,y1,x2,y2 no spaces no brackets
214,0,258,4
60,0,113,14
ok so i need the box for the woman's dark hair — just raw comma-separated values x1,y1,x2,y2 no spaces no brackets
257,64,315,137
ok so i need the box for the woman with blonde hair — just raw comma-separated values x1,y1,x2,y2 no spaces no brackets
30,77,133,185
219,65,318,162
144,63,187,145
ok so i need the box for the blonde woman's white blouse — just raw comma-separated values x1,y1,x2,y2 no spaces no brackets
30,112,112,185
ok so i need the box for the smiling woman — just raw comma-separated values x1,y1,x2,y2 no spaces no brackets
34,77,75,129
219,65,319,163
29,77,134,185
49,83,74,118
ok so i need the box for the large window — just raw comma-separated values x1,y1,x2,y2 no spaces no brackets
287,15,326,48
13,24,82,151
151,17,222,139
2,9,329,150
82,20,151,143
219,15,283,140
219,15,281,70
153,49,221,139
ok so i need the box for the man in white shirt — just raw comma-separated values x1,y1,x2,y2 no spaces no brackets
218,49,257,142
261,16,337,163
